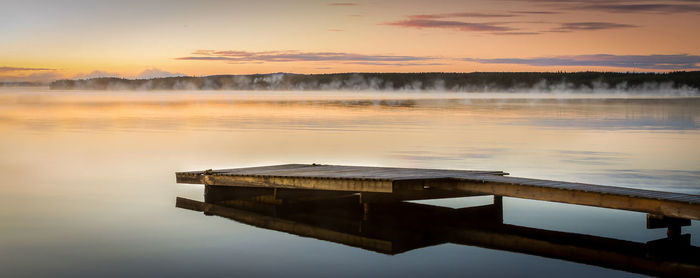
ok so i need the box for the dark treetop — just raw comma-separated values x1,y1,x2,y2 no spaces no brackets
49,71,700,92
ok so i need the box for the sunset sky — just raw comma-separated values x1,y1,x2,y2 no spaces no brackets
2,0,700,82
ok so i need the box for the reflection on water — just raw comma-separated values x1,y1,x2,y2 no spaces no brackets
177,186,700,277
1,89,699,277
2,92,698,132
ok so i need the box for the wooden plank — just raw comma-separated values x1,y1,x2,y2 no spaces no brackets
201,174,395,192
178,164,507,181
436,176,700,220
446,174,700,204
175,164,700,219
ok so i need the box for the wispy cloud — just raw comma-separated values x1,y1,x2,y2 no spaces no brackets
345,61,447,66
384,11,537,33
384,11,636,35
526,0,700,3
526,0,700,13
384,19,516,32
551,22,638,32
464,54,700,70
329,2,357,6
509,10,561,15
389,19,638,34
492,31,541,35
582,3,700,13
176,50,435,63
407,12,515,19
0,66,55,72
0,66,59,82
0,71,63,83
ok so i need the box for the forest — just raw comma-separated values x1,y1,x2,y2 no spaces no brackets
49,71,700,92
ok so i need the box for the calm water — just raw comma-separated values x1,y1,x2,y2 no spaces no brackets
1,89,699,277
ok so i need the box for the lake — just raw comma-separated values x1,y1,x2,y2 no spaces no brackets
1,88,699,277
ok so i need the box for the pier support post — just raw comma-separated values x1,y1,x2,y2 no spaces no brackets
647,214,691,238
494,195,503,223
646,214,692,251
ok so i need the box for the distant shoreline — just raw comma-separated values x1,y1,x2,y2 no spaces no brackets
0,81,47,87
48,72,700,93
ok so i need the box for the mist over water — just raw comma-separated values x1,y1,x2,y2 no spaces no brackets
49,72,700,96
1,88,699,277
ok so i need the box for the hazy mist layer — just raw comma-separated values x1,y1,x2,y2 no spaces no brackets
48,72,700,95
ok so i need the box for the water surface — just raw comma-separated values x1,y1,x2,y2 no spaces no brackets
1,89,699,277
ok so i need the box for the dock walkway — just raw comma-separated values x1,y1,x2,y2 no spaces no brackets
176,164,700,220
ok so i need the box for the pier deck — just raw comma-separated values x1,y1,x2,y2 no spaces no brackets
176,164,700,220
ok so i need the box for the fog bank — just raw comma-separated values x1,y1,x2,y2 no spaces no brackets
49,72,700,95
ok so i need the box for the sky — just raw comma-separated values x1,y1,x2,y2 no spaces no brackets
1,0,700,82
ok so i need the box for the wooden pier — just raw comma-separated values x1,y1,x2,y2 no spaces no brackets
176,164,700,220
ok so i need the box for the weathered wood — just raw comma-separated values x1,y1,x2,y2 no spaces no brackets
438,176,700,220
175,164,700,220
176,164,507,185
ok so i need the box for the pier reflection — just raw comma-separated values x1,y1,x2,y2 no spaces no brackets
176,186,700,277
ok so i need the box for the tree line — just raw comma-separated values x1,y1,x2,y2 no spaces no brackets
49,71,700,91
